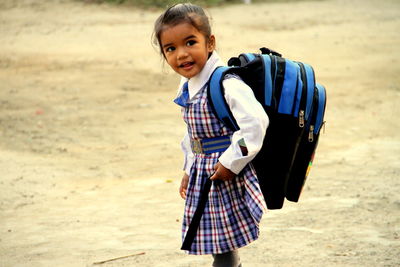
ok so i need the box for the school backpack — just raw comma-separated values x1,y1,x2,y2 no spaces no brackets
181,47,326,251
208,47,327,209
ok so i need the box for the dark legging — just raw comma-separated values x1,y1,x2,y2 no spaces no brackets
212,250,241,267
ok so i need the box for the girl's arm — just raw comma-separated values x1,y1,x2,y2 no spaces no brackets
178,134,193,198
215,76,269,176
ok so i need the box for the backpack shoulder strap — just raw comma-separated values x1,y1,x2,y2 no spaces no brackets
208,66,240,131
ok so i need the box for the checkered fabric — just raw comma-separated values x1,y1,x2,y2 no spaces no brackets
181,85,266,255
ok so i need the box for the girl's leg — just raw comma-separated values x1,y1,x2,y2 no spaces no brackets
212,250,241,267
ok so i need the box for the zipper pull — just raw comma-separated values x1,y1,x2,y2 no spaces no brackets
299,110,305,128
308,125,314,142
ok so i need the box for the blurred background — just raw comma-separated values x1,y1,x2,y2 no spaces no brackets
1,0,399,266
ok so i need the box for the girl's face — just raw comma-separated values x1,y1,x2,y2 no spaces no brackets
160,22,215,79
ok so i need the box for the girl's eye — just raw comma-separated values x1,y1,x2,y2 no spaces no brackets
165,46,175,53
186,40,196,46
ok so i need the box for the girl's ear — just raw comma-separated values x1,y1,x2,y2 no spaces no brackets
207,35,216,52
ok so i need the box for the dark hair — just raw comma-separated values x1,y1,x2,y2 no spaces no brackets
152,3,212,56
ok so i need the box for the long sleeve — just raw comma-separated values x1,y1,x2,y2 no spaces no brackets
181,133,194,175
218,76,269,174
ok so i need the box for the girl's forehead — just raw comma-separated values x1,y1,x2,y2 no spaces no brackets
160,22,202,43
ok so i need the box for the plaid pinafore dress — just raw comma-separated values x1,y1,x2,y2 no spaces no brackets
181,81,265,255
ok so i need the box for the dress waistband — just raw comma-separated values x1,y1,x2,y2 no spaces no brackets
190,136,231,154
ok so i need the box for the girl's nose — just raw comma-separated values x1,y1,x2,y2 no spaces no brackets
177,47,189,60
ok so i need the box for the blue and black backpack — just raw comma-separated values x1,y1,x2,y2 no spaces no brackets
208,47,327,209
181,47,327,251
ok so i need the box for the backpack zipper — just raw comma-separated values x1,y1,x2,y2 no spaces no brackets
297,62,307,128
308,125,314,142
308,86,319,142
299,110,305,127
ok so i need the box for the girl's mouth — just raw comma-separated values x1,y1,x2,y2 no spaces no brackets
179,62,194,70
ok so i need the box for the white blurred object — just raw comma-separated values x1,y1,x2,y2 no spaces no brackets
243,0,251,4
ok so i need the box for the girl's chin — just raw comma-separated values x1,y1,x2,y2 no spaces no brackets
179,66,200,78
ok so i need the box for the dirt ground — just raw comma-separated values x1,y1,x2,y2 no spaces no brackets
0,0,399,266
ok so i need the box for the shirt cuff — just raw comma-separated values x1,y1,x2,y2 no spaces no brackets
218,134,257,174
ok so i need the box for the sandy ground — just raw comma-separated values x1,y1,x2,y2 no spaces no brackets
0,0,399,266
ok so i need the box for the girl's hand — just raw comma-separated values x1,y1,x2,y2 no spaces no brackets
210,162,236,181
179,173,189,200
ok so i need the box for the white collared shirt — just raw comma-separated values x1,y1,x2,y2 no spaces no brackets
178,51,269,175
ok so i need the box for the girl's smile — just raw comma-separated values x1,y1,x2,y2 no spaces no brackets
180,61,194,70
160,22,215,78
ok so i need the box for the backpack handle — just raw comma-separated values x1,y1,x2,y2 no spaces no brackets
227,57,241,67
260,47,282,57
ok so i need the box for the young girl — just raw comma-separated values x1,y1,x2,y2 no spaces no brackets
153,3,268,266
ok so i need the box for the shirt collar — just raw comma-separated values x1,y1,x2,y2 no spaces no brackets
176,51,225,100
